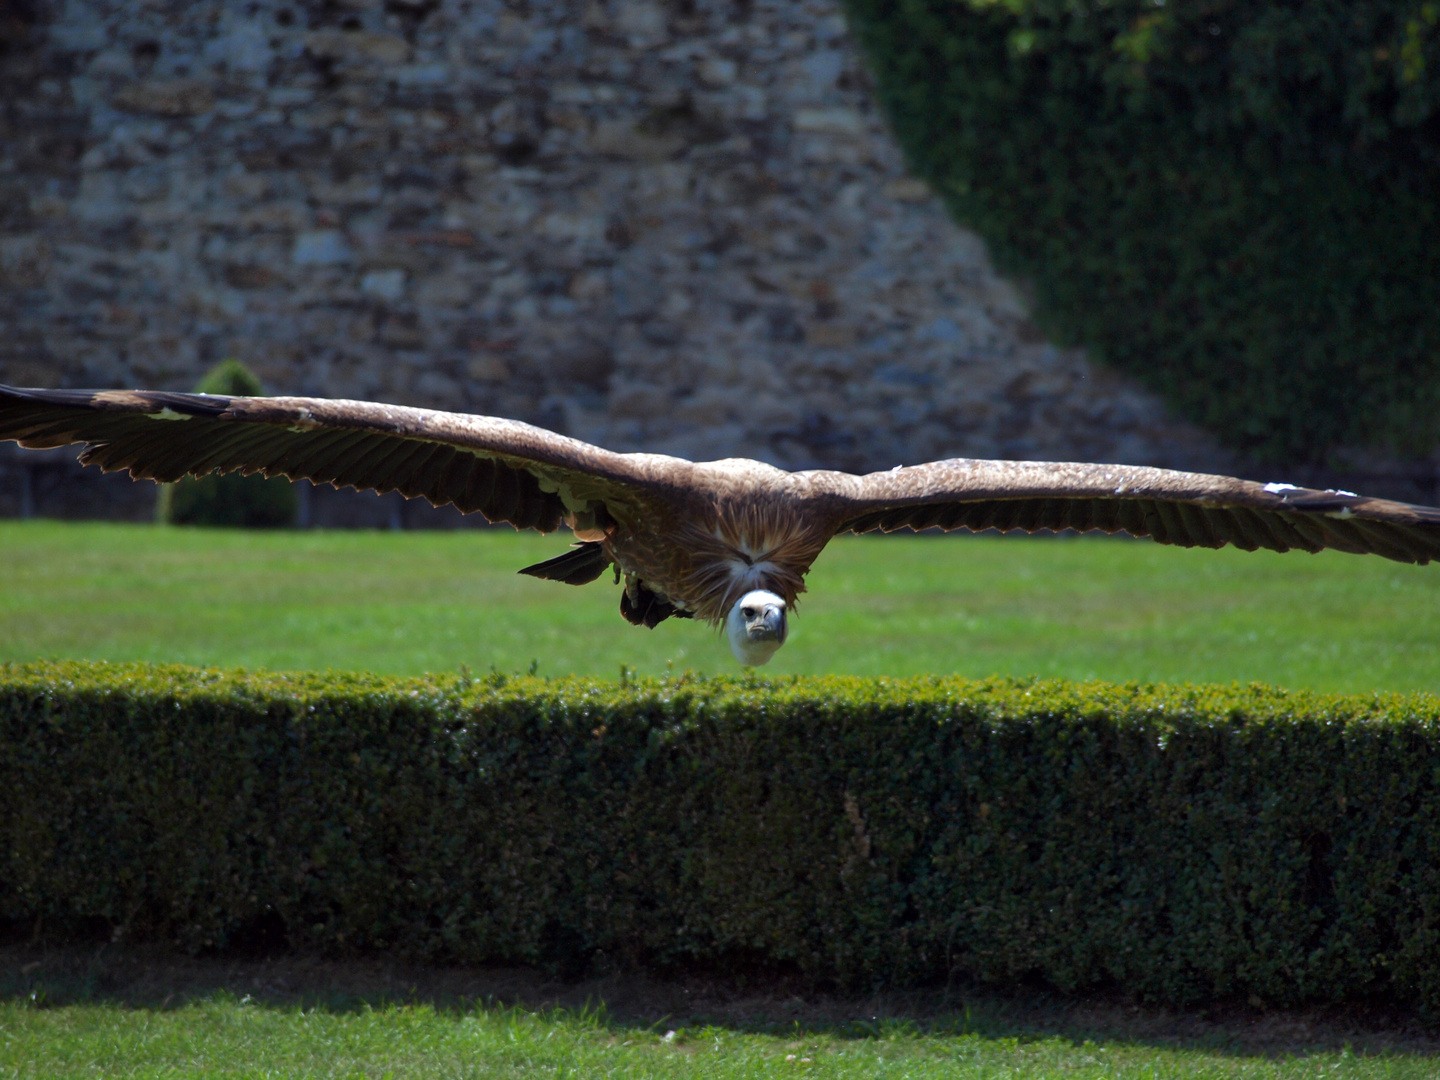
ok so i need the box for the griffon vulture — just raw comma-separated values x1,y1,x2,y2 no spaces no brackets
3,384,1439,665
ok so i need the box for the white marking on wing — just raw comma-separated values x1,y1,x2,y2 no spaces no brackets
284,410,320,431
147,408,192,421
1263,483,1300,494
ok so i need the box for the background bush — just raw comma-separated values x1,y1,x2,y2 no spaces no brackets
156,360,298,528
844,0,1440,463
4,660,1440,1008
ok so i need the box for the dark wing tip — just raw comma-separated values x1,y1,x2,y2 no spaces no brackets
2,384,102,407
1,384,236,417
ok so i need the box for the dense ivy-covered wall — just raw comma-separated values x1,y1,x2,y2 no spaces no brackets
844,0,1440,463
4,661,1440,1007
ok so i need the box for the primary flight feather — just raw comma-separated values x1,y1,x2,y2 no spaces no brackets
4,383,1439,665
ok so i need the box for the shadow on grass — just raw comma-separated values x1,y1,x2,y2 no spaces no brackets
1,940,1436,1061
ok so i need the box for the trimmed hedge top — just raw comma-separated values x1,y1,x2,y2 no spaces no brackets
4,661,1440,1008
4,657,1435,723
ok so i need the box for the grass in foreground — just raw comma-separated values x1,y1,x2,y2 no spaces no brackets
2,520,1438,692
3,999,1433,1080
1,947,1436,1080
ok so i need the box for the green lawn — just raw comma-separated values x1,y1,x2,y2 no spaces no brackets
0,994,1433,1079
2,519,1437,692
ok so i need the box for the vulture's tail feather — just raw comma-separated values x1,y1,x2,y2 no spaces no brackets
518,541,610,586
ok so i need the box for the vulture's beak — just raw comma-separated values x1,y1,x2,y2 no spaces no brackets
745,602,786,644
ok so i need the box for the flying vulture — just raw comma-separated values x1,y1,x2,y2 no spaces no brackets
3,383,1439,665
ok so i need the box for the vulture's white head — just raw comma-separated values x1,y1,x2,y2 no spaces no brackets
726,589,788,666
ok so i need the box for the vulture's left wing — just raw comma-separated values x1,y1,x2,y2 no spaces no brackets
814,459,1440,565
0,385,679,534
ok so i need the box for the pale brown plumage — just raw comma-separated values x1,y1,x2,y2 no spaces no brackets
4,384,1440,646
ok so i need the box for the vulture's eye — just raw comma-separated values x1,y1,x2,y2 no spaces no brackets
742,607,755,618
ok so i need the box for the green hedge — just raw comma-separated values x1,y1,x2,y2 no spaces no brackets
844,0,1440,462
3,661,1440,1007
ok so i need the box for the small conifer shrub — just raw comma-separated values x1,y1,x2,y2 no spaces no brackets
156,360,298,528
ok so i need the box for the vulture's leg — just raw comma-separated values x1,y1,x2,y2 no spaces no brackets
619,581,684,628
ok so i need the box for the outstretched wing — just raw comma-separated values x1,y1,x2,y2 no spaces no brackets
0,385,683,533
814,459,1440,565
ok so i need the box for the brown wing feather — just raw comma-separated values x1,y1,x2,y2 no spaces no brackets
812,459,1440,565
0,385,676,533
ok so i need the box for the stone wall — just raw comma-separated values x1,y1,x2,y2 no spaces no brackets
2,0,1242,523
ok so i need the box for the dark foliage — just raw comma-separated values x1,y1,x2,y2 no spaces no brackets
844,0,1440,462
